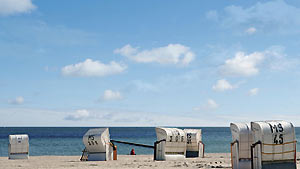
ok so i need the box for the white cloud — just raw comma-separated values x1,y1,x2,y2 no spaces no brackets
212,79,234,91
102,90,123,101
114,44,138,57
206,99,219,110
0,0,36,16
115,44,195,65
245,27,257,34
194,99,219,111
8,96,24,105
208,0,300,34
61,59,127,77
220,51,264,77
206,10,219,22
248,88,259,96
64,109,90,121
265,46,300,71
216,46,299,77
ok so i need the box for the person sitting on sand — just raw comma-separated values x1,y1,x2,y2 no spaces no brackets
130,149,136,155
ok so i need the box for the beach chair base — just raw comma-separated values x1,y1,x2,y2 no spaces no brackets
87,152,106,161
9,154,29,160
186,151,199,158
262,161,296,169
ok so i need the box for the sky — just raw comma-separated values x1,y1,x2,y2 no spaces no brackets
1,0,300,127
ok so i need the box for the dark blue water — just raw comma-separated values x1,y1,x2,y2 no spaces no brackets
0,127,299,156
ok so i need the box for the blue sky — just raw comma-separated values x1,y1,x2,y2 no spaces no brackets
1,0,300,126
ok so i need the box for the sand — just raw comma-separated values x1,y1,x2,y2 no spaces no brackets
0,153,300,169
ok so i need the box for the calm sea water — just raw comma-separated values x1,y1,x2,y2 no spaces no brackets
0,127,299,156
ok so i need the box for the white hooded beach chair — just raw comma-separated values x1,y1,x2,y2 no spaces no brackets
230,120,297,169
184,129,204,158
8,134,29,160
154,127,186,161
230,123,253,169
82,128,114,161
251,121,297,169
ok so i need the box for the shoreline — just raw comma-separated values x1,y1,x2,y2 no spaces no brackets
1,153,300,169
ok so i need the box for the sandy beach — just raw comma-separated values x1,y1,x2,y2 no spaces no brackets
0,153,299,169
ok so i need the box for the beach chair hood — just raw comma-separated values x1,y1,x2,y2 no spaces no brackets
83,128,110,153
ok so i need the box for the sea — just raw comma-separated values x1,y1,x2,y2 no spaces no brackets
0,127,299,157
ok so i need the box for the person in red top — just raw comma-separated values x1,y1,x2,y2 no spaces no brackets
130,148,136,155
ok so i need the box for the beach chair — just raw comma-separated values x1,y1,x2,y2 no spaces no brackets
8,134,29,160
251,121,297,169
82,128,115,161
184,129,205,158
154,127,186,161
230,120,297,169
230,123,253,169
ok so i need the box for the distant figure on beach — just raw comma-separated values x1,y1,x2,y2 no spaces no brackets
130,149,136,155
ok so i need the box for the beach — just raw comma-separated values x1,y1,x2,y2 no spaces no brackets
0,153,299,169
